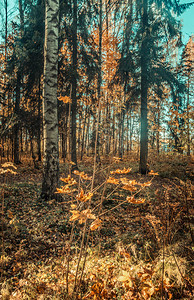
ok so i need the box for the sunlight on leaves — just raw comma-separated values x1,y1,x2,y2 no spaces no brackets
127,196,146,204
0,168,17,175
76,188,93,202
58,95,72,103
140,181,152,187
1,162,17,169
60,175,77,185
73,170,92,180
107,176,120,184
70,204,77,209
113,157,121,162
56,185,73,194
69,209,96,224
148,170,159,176
90,218,102,231
122,184,137,192
118,271,133,285
110,167,131,174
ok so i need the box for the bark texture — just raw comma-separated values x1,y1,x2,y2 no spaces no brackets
41,0,59,200
139,0,149,174
71,0,78,167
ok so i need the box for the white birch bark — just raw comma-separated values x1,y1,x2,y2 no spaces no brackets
42,0,59,200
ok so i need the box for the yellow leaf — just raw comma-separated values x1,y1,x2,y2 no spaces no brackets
56,185,72,194
0,169,7,174
69,210,80,221
79,209,96,224
2,162,17,169
127,197,146,204
90,218,102,231
118,271,132,286
141,181,152,187
148,170,159,176
73,170,92,180
122,185,137,192
58,96,72,103
71,204,77,209
3,168,17,175
110,167,131,174
76,188,93,202
68,161,76,165
107,177,120,184
120,178,138,185
60,176,77,185
69,209,96,224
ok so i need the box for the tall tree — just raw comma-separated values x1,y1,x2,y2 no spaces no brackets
181,36,194,156
71,0,78,167
118,0,192,173
41,0,59,200
139,0,149,174
13,0,25,164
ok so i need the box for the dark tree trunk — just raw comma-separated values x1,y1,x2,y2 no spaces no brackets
71,0,78,167
37,76,42,161
1,0,8,158
139,0,149,174
14,72,21,164
81,106,87,160
187,76,190,156
30,131,38,169
156,99,160,156
95,0,102,163
85,112,90,156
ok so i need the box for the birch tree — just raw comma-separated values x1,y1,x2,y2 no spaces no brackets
41,0,59,200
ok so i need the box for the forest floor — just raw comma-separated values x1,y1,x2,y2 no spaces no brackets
0,154,193,299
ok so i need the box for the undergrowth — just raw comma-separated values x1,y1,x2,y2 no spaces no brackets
0,155,193,299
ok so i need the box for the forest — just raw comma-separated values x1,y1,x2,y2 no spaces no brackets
0,0,193,299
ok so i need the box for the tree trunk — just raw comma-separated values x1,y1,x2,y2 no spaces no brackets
37,75,42,161
71,0,78,167
30,130,38,169
156,99,160,156
1,0,8,158
112,107,116,155
139,0,149,174
77,110,82,159
129,107,133,152
85,112,90,156
13,0,25,164
119,109,125,159
41,0,59,200
95,0,102,162
187,75,190,156
81,106,87,160
14,72,21,164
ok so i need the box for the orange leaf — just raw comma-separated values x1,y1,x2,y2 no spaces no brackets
127,196,146,204
76,188,93,202
107,177,120,184
58,96,72,103
90,218,102,231
60,175,77,185
73,170,92,180
148,170,159,176
69,210,80,221
122,185,137,192
110,167,131,174
56,185,72,194
69,209,96,224
141,181,152,187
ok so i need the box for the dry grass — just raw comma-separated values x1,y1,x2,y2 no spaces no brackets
0,154,193,299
